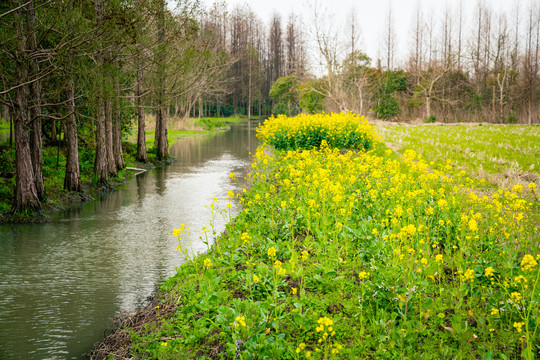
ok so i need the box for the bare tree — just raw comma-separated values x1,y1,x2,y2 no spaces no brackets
408,1,424,83
383,2,397,70
456,0,464,71
521,0,540,125
268,13,284,83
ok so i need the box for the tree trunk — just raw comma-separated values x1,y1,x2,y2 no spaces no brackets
136,52,147,162
94,0,108,184
112,62,125,170
14,99,41,212
64,77,81,192
63,2,81,192
425,96,431,119
198,97,203,119
248,57,252,120
113,121,124,169
153,109,160,148
528,100,532,126
51,118,57,143
94,103,108,183
155,0,168,159
105,96,116,176
27,0,44,200
13,0,40,212
7,106,13,147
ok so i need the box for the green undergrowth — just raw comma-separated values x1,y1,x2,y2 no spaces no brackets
0,138,164,216
0,120,9,133
115,115,539,359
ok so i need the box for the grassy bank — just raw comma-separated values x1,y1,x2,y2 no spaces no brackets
0,116,242,220
126,116,245,148
92,113,539,359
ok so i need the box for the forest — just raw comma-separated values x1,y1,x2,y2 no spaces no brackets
1,0,539,217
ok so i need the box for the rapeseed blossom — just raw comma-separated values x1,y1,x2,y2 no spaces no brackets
358,271,369,280
463,269,475,283
234,316,247,328
520,254,538,271
257,112,382,151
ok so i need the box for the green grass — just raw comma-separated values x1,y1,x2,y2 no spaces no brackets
109,115,539,360
0,120,9,132
129,130,200,149
0,120,10,142
377,125,540,193
126,116,245,147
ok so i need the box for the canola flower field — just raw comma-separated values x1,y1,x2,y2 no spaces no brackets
119,113,539,359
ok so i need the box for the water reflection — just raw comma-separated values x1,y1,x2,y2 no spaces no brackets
0,121,261,360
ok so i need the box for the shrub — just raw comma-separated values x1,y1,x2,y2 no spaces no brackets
257,112,382,151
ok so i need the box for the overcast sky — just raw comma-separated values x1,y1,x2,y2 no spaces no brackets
199,0,524,68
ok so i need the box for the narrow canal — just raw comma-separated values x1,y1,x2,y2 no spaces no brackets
0,120,260,359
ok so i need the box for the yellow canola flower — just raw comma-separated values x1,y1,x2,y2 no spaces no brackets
510,292,522,303
257,112,382,151
463,269,475,283
358,271,369,280
173,228,180,238
203,258,212,269
267,247,277,258
235,316,247,328
521,254,538,271
485,267,495,277
513,322,525,332
468,218,478,232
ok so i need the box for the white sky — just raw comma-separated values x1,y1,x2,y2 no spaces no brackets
199,0,524,69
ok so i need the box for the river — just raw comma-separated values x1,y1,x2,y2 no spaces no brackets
0,120,260,360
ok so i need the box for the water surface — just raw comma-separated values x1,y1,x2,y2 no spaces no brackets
0,121,260,359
